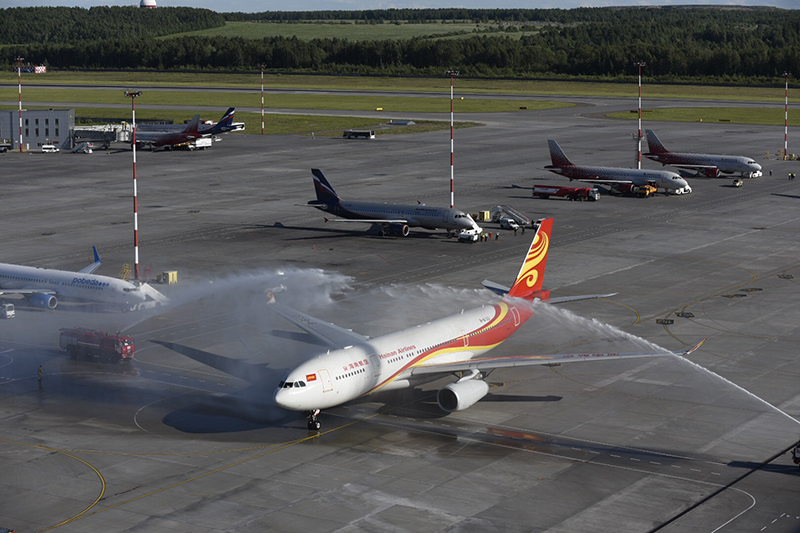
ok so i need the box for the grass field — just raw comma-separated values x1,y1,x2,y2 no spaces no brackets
164,21,497,41
0,87,571,114
0,71,792,103
607,107,800,127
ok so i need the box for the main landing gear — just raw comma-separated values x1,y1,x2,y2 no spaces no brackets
307,409,321,431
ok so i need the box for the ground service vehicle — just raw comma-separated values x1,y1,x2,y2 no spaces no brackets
613,184,656,198
499,218,520,230
0,303,14,318
41,144,59,153
533,185,600,201
59,328,135,363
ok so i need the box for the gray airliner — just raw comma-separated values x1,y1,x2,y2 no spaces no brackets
645,129,762,178
308,169,481,237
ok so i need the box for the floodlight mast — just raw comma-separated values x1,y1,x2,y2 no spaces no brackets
16,57,23,152
124,91,143,282
446,70,459,209
261,63,266,135
785,72,791,160
634,61,646,169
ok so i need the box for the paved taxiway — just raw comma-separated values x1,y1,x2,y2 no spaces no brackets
1,94,799,532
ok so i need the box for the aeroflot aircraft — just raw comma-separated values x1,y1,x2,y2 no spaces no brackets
308,169,481,237
0,247,167,310
135,115,202,149
546,140,693,195
645,129,762,178
273,218,703,430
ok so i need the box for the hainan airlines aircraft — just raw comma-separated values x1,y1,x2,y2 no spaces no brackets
546,140,693,195
309,169,481,237
0,246,167,310
273,218,703,430
645,129,762,178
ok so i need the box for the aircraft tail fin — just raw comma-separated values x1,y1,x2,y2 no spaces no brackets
183,114,201,134
311,169,340,205
547,140,573,168
645,129,669,154
507,218,553,300
216,108,235,130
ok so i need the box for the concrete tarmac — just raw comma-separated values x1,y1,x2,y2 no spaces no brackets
1,95,799,532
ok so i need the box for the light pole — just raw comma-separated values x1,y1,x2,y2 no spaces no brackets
446,70,459,209
261,63,266,135
784,71,791,160
124,91,142,282
16,57,24,152
634,61,646,169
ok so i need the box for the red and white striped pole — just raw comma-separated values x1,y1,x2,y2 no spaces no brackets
261,63,266,135
634,61,646,169
16,57,23,152
784,72,790,160
125,91,142,281
447,70,459,209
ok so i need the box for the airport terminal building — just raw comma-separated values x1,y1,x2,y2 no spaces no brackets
0,109,74,151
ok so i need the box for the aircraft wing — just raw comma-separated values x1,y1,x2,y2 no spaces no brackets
267,297,369,350
78,246,102,274
0,288,55,296
575,178,633,185
404,340,705,377
673,164,717,170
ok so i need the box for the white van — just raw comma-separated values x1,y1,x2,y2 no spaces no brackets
41,144,59,153
499,218,520,231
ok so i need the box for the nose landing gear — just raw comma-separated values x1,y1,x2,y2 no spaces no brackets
307,409,321,431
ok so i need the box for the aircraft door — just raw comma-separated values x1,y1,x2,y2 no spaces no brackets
318,369,333,392
462,329,469,347
369,355,382,378
511,307,521,327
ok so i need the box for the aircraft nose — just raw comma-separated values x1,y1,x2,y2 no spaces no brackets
752,162,762,171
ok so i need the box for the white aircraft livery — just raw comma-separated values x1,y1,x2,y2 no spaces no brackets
0,246,167,310
546,139,693,195
272,218,704,430
309,169,481,237
645,129,763,178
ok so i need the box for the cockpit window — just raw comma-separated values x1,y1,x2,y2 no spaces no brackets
278,380,306,388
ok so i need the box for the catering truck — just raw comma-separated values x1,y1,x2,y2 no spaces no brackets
59,328,135,363
532,185,600,201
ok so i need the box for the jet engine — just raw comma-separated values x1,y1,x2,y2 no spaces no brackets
388,223,410,237
704,168,721,178
437,379,490,412
30,293,57,309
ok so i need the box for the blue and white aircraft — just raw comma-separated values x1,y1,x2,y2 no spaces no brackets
0,247,167,310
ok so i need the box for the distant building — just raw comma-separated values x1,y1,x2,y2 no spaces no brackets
0,109,75,151
140,0,157,7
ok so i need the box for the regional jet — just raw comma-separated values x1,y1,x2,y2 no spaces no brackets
134,114,202,149
308,169,481,237
645,129,762,178
0,247,168,311
273,218,704,430
546,140,693,195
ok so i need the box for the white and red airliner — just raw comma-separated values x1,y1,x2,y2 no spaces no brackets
273,218,704,430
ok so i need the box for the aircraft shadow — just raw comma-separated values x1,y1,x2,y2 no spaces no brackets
727,459,800,476
246,223,455,242
772,193,800,200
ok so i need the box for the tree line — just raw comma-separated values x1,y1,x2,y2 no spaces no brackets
0,6,224,44
1,6,799,84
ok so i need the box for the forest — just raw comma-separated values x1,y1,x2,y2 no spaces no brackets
1,6,798,84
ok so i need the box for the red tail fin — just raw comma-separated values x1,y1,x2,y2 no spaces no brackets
507,218,553,299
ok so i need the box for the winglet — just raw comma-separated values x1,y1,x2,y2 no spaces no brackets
683,338,707,356
507,218,553,299
78,246,103,274
92,245,101,264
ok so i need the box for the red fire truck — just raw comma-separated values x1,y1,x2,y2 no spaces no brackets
59,328,135,364
532,185,600,201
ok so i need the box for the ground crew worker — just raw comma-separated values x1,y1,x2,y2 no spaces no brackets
495,231,500,241
793,441,800,468
38,365,42,383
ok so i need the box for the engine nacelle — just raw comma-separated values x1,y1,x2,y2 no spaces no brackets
388,223,410,237
30,293,57,309
704,168,721,178
437,379,490,412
